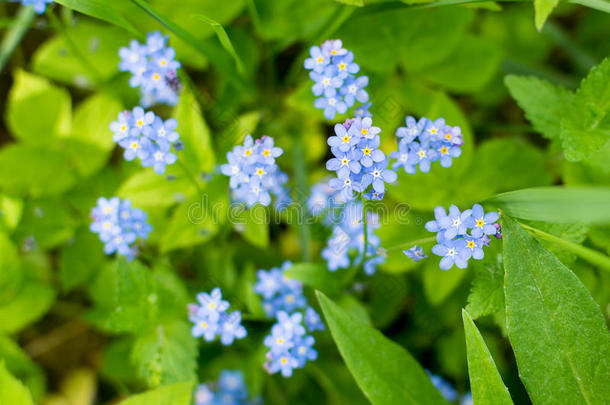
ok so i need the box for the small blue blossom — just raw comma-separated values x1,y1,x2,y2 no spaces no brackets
390,115,464,174
195,370,254,405
306,39,368,120
326,147,362,178
432,239,470,270
364,255,385,276
16,0,53,13
292,335,318,367
361,159,397,194
307,181,337,218
90,197,151,260
439,205,472,240
357,137,385,168
467,204,500,238
349,116,380,140
118,31,182,107
304,307,325,331
427,371,458,402
188,288,247,345
221,135,289,207
110,107,181,174
354,102,372,118
254,262,306,317
461,392,473,405
403,245,427,262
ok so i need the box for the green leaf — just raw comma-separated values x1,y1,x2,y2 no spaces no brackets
234,205,269,248
131,321,197,387
0,195,23,231
160,176,228,253
107,259,161,333
505,74,573,141
15,198,76,250
0,361,34,405
465,243,506,332
423,258,467,305
0,7,36,74
0,335,45,400
53,0,141,36
283,263,341,294
118,169,195,209
193,15,245,74
486,186,610,224
560,57,610,162
525,221,588,267
6,70,71,144
502,215,610,404
534,0,559,31
0,144,76,196
462,309,514,405
119,381,195,405
335,0,364,5
0,280,55,333
173,86,215,173
59,226,106,291
316,291,449,405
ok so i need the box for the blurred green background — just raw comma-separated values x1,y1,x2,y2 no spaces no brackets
0,0,609,404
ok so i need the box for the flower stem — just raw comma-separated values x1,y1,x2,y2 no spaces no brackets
385,236,437,252
0,6,36,74
518,222,610,272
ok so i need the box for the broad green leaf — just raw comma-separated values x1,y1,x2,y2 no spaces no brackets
465,243,506,332
117,169,195,208
462,309,514,405
316,291,449,405
15,198,76,250
160,175,228,252
486,186,610,224
59,226,106,291
173,86,215,173
101,337,139,383
131,321,197,387
193,15,245,74
217,111,261,156
502,215,610,404
0,144,76,196
534,0,559,30
505,75,573,141
525,221,588,266
0,280,55,333
369,274,407,329
0,362,34,405
32,21,132,86
0,335,45,400
335,0,364,5
560,57,610,162
6,70,71,144
421,36,502,93
53,0,141,36
284,262,341,294
120,381,195,405
0,195,23,231
0,232,21,303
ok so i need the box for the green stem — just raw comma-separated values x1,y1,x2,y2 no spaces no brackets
519,222,610,272
292,136,311,262
0,6,36,73
385,236,437,252
361,196,369,263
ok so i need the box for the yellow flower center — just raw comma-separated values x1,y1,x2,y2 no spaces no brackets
316,56,323,63
341,158,348,165
153,73,160,81
120,124,127,131
256,168,264,176
136,120,144,127
330,50,337,55
160,59,167,66
363,147,371,155
339,63,346,70
277,338,284,344
445,133,452,140
263,149,270,157
342,135,350,143
131,142,138,149
418,150,426,157
245,149,252,156
361,128,368,135
430,128,437,134
476,219,484,227
280,357,288,364
200,321,208,328
440,147,448,154
467,241,475,248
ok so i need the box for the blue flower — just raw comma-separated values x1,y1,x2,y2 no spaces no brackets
321,241,350,271
310,66,343,97
389,140,417,174
363,255,385,275
326,147,362,178
349,117,381,140
254,262,307,318
141,141,178,175
267,352,299,378
432,239,470,270
333,51,360,78
407,141,437,173
403,245,427,262
292,335,318,367
362,159,397,194
396,116,426,143
427,371,458,402
264,324,295,354
424,118,446,140
354,102,372,118
118,31,181,107
188,289,247,345
90,197,151,259
304,46,330,73
438,205,472,240
463,235,485,260
194,384,215,405
467,204,499,238
363,190,384,200
321,39,347,57
194,370,252,405
329,170,360,201
341,76,369,107
307,182,335,217
328,123,360,152
304,307,325,331
19,0,54,14
222,135,288,207
276,311,306,338
314,89,348,120
357,137,385,168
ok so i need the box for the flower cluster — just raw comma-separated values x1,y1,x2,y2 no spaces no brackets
16,0,53,13
426,204,500,270
304,39,369,120
221,135,289,207
321,201,385,275
263,311,318,378
89,197,151,260
195,370,257,405
188,288,247,346
326,117,397,202
118,31,181,107
390,116,464,174
254,263,324,378
109,107,180,175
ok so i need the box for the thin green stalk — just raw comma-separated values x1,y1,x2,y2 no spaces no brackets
385,236,437,252
0,6,36,73
519,222,610,272
543,22,598,74
292,136,311,262
361,196,369,263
